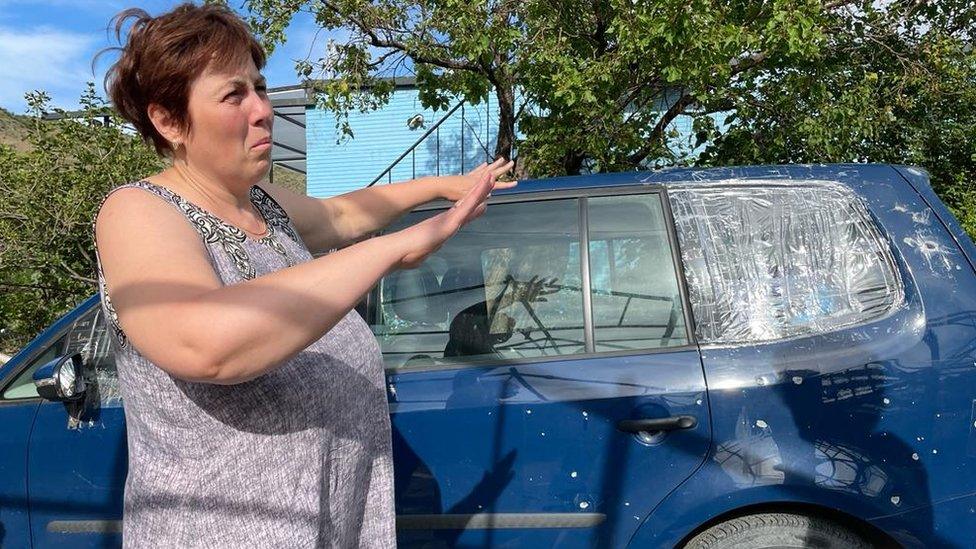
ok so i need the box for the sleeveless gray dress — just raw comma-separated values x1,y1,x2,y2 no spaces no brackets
91,180,396,548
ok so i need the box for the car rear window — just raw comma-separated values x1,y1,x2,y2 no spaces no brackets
668,181,904,345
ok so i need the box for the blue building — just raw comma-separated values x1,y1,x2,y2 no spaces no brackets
268,80,709,198
307,79,503,197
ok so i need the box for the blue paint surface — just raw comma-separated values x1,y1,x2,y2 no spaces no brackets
2,165,975,547
391,350,709,547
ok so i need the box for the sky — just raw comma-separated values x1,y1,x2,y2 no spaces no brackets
0,0,325,114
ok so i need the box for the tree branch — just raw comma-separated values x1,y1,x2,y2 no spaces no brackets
322,2,483,73
730,51,768,75
514,94,532,121
823,0,860,10
58,259,96,286
77,242,93,266
367,49,405,70
628,92,697,165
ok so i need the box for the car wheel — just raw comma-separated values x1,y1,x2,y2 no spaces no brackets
683,512,875,549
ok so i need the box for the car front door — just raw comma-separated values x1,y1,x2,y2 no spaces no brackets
0,298,100,548
0,395,37,547
0,347,53,547
18,299,126,548
371,189,710,547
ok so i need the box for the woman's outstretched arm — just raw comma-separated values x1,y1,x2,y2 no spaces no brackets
96,171,495,384
262,158,516,255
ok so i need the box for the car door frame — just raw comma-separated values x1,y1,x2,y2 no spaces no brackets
0,296,99,403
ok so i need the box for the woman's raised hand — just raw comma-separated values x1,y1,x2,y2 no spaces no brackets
440,157,518,202
395,169,496,269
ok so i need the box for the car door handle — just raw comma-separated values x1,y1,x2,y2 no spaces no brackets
617,415,697,433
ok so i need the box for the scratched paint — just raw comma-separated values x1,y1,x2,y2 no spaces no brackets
903,232,956,273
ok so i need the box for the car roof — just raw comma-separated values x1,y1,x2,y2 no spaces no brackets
494,163,909,196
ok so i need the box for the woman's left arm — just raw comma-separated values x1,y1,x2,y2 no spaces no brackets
261,158,516,255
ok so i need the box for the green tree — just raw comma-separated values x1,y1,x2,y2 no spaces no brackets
228,0,974,213
0,84,166,354
697,2,976,237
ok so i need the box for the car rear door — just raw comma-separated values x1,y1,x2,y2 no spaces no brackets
370,188,711,547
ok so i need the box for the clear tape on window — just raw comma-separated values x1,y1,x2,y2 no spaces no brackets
669,181,905,345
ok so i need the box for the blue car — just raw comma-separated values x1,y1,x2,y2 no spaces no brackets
2,164,975,548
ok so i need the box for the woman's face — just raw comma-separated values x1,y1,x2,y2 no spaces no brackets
180,57,274,185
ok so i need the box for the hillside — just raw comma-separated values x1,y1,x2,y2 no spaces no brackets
0,108,307,194
0,107,31,152
270,165,307,195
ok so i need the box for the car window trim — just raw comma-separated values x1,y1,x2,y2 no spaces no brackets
386,342,702,374
409,184,666,211
660,187,699,350
578,197,595,353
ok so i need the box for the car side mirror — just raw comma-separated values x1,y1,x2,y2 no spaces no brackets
32,353,86,402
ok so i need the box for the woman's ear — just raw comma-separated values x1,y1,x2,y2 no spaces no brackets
147,103,184,145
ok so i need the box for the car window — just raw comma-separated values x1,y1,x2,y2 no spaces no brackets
668,182,904,344
587,194,688,351
371,198,584,369
68,306,120,404
2,333,68,400
1,306,118,401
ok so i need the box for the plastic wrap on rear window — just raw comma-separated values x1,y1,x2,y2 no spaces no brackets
668,181,904,345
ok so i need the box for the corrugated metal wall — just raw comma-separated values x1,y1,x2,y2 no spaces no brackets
305,85,723,198
307,87,500,198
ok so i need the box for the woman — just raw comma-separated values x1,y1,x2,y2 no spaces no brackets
92,3,515,546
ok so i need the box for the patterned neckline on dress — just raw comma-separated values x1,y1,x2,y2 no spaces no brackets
138,179,272,241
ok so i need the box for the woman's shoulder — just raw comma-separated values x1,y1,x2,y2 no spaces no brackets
92,180,223,381
92,178,205,253
96,178,178,212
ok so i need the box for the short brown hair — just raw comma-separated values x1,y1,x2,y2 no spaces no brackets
97,3,267,156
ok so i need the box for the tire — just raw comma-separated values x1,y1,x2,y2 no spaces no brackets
683,512,876,549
